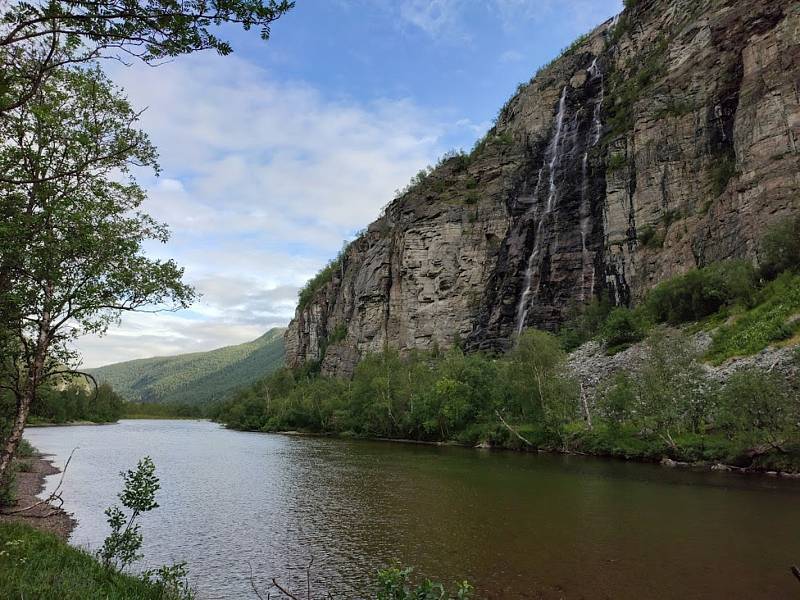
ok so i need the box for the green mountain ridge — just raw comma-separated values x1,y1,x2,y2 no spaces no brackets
88,328,286,405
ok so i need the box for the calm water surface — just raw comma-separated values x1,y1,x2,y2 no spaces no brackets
25,420,800,599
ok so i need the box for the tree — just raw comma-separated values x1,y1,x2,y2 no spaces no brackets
718,369,797,451
759,215,800,281
99,456,160,571
0,65,194,481
632,332,711,449
0,0,294,114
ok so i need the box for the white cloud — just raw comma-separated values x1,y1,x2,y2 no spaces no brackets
389,0,621,40
75,53,448,367
499,49,524,63
399,0,467,39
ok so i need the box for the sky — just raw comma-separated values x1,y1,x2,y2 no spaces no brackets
77,0,623,368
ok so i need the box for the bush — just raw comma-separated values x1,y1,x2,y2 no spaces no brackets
759,215,800,280
376,566,473,600
558,298,613,351
710,152,736,197
718,369,796,444
707,272,800,364
645,260,758,324
638,225,664,249
0,471,17,507
600,307,647,351
598,373,636,432
633,332,714,447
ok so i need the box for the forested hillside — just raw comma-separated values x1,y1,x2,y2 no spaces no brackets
89,328,285,405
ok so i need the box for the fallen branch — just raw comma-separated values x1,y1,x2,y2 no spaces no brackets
580,383,593,431
495,410,533,447
271,578,302,600
248,562,269,600
2,447,77,516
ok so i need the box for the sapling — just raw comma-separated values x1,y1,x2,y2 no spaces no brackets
99,456,160,571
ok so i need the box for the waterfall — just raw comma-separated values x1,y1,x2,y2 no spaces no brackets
578,58,604,301
515,87,569,336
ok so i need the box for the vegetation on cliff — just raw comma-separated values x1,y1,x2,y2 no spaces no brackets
560,217,800,360
212,324,800,472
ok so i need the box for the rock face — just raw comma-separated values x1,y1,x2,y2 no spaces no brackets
286,0,800,376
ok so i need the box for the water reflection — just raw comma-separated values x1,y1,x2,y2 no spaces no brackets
25,420,800,599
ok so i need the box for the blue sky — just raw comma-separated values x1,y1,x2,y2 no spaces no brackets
78,0,622,367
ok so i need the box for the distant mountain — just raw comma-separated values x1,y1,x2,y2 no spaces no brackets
88,328,285,405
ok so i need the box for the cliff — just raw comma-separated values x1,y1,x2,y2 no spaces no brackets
286,0,800,376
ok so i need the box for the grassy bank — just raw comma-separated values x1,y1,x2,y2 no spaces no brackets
0,523,175,599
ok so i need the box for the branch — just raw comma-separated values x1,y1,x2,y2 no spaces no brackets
495,410,533,447
791,565,800,585
2,447,77,516
43,369,100,402
271,579,302,600
248,562,268,600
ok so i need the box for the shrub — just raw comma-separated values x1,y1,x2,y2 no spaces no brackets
598,373,636,432
710,152,736,197
607,153,628,172
645,260,758,324
558,298,613,351
99,457,160,571
718,369,797,448
600,307,647,351
0,471,17,507
327,323,347,345
759,215,800,280
634,332,712,446
706,272,800,363
376,566,473,600
638,225,664,249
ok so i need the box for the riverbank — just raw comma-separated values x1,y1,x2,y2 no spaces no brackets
259,425,800,478
0,452,75,540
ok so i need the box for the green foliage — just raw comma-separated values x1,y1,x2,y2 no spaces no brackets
99,457,160,571
28,383,125,424
376,566,473,600
0,470,17,507
655,97,695,119
89,328,285,406
142,563,194,600
645,261,758,324
710,152,736,197
597,373,636,433
213,331,579,447
298,255,343,310
606,153,628,172
122,402,205,419
604,38,668,140
600,307,647,352
463,192,479,205
0,523,190,599
327,323,348,345
634,333,714,445
718,369,797,448
706,273,800,364
758,215,800,280
558,298,613,351
637,225,664,249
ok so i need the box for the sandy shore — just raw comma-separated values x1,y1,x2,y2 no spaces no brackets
0,453,76,540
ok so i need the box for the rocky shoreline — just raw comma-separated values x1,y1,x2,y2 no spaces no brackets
0,452,76,540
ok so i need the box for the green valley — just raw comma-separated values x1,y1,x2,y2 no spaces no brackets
88,328,285,406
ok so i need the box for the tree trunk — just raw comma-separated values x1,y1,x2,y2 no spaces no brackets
0,391,31,481
0,314,49,482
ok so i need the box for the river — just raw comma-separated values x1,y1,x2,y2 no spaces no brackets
25,419,800,599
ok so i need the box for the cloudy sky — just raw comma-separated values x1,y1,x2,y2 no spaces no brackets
78,0,622,368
